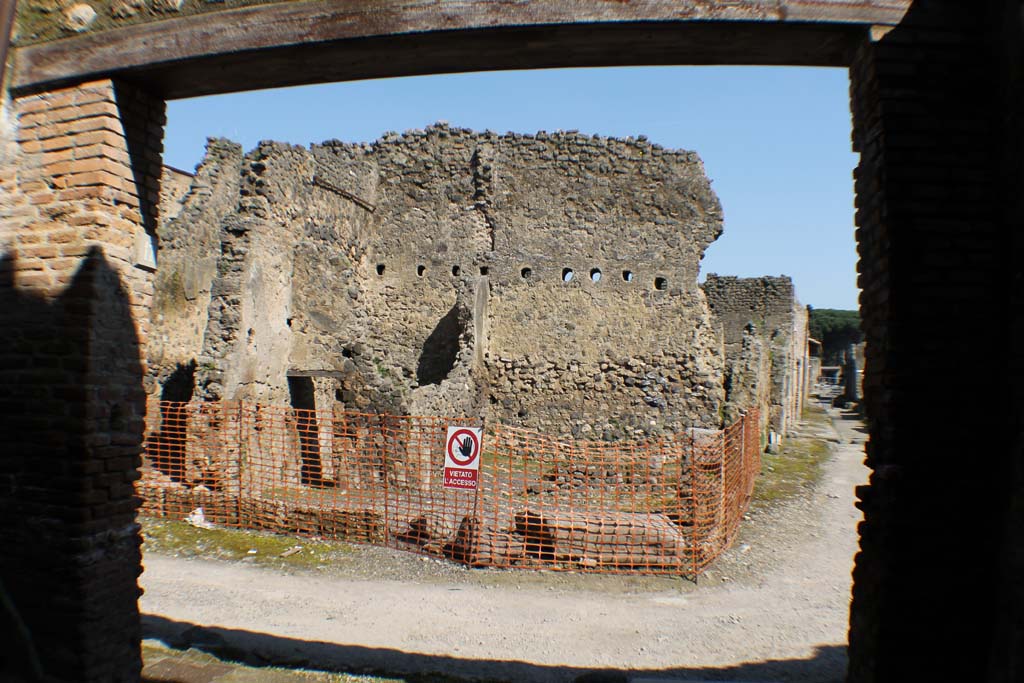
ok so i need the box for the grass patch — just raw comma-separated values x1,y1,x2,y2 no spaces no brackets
800,403,834,429
480,449,531,477
142,642,403,682
140,516,354,571
751,407,834,507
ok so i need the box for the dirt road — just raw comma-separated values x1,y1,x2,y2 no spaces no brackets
139,408,869,682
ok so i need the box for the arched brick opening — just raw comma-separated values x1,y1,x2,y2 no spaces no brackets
1,1,1021,680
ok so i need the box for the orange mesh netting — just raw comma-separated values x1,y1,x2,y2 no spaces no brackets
141,402,761,576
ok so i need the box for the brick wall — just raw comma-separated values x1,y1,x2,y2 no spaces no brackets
991,0,1024,677
846,3,1010,680
0,79,165,681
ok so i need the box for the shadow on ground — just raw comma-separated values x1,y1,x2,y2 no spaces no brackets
143,614,846,682
836,410,868,434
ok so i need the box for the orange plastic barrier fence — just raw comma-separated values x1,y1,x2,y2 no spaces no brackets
140,402,761,576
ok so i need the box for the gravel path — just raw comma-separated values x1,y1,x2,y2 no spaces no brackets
139,408,868,682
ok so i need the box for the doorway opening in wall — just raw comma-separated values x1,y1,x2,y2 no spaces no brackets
143,65,863,681
150,359,196,482
287,375,324,486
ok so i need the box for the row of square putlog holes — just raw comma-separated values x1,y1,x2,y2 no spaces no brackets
375,263,669,290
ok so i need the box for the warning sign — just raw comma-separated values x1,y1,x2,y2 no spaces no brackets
443,426,483,490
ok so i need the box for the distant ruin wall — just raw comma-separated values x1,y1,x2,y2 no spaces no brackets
150,125,726,438
702,275,809,435
148,140,243,418
158,164,192,224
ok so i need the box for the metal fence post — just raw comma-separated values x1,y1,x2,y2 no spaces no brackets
237,400,244,526
690,426,697,579
739,412,746,500
380,412,390,547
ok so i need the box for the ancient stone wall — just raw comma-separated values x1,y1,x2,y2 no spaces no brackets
788,302,809,422
150,126,726,439
481,130,725,437
194,140,298,406
717,322,771,427
701,274,809,435
148,140,241,415
157,163,191,223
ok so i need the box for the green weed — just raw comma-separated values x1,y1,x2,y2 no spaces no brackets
140,516,353,570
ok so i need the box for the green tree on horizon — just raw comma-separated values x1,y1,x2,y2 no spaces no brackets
808,307,862,365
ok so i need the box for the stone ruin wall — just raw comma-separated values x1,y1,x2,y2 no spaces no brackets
701,274,810,436
158,164,193,223
149,125,729,444
148,142,242,409
788,300,809,427
143,129,809,553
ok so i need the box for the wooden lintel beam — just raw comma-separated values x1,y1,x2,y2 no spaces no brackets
0,0,15,86
312,176,376,213
7,0,907,98
287,370,347,379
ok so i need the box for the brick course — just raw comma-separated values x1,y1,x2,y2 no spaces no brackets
0,79,165,681
846,2,1017,680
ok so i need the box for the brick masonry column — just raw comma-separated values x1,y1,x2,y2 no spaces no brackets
990,0,1024,677
0,79,165,681
847,2,1013,681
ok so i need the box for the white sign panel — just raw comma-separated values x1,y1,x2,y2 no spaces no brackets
443,426,482,490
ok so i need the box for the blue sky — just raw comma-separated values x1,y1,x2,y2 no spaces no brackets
164,66,859,310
